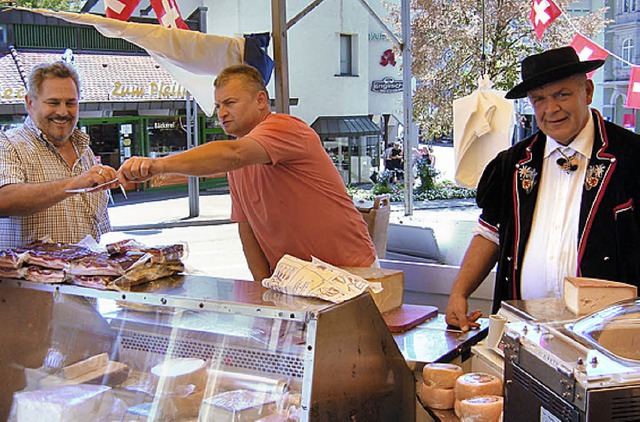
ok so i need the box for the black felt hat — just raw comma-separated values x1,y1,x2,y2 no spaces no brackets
505,46,605,99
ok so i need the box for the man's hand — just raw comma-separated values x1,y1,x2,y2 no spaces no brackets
67,165,118,192
445,293,482,332
117,157,159,184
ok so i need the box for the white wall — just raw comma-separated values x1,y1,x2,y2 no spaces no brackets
204,0,375,124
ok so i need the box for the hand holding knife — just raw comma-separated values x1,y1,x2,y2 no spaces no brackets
66,179,128,202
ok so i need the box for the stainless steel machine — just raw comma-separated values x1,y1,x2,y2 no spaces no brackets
502,298,640,421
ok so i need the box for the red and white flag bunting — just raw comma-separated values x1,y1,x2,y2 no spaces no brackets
150,0,189,30
530,0,562,39
570,34,609,78
105,0,141,21
626,66,640,109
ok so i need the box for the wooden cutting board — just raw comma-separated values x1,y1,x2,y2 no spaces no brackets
382,304,438,333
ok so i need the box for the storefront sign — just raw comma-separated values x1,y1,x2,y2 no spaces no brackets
111,81,187,99
369,32,389,41
153,121,176,129
0,86,26,100
371,77,403,93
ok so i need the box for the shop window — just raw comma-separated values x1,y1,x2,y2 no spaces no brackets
323,135,379,185
324,137,350,182
148,117,188,158
82,123,138,169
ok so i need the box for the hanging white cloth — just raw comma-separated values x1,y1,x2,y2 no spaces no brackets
26,8,248,117
453,75,514,188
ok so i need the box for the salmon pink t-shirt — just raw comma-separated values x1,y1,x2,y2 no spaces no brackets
228,113,376,271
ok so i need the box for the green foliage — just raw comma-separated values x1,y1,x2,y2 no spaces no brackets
12,0,82,11
415,156,439,191
387,0,607,140
349,176,476,203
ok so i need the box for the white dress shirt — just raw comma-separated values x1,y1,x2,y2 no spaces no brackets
520,114,594,299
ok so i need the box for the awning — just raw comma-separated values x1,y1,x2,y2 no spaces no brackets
311,115,380,138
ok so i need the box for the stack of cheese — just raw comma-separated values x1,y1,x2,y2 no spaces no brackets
454,372,503,422
418,363,463,410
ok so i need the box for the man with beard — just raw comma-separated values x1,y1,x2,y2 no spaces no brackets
0,61,117,248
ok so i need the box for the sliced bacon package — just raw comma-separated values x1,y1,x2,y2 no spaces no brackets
17,241,94,269
0,239,186,290
0,249,27,269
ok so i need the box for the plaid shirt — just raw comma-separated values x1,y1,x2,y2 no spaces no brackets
0,117,111,248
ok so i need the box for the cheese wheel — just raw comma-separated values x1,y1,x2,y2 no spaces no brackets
458,395,503,422
151,358,207,392
422,363,463,388
454,372,503,401
454,399,461,418
418,382,455,410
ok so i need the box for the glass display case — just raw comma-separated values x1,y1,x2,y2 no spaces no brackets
0,275,414,421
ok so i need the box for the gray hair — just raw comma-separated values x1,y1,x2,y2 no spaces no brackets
27,61,81,99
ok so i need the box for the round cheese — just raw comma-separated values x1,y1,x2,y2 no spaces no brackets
151,358,207,392
458,395,503,422
454,399,461,418
418,382,455,410
454,372,503,401
422,363,463,388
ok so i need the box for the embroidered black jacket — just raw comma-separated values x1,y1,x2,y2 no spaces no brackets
476,110,640,312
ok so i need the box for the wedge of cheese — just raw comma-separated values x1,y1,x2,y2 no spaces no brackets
563,277,637,316
340,267,404,313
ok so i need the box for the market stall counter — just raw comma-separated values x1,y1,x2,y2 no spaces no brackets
0,274,491,422
0,275,415,421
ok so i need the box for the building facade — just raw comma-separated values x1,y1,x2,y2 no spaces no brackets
87,0,402,184
602,0,640,129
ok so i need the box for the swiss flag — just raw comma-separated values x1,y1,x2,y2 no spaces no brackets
105,0,141,21
626,67,640,109
150,0,189,30
570,34,609,78
530,0,562,39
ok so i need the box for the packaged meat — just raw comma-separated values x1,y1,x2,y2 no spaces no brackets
18,242,93,269
0,249,27,269
24,266,65,284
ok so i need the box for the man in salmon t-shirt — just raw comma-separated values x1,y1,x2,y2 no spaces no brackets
118,64,376,280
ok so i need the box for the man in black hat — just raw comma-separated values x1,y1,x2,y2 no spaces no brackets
445,46,640,331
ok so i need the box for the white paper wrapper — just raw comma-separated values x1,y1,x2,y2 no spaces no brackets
262,255,382,304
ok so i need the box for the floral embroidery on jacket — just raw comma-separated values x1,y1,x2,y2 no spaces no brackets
518,165,538,194
585,164,606,191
